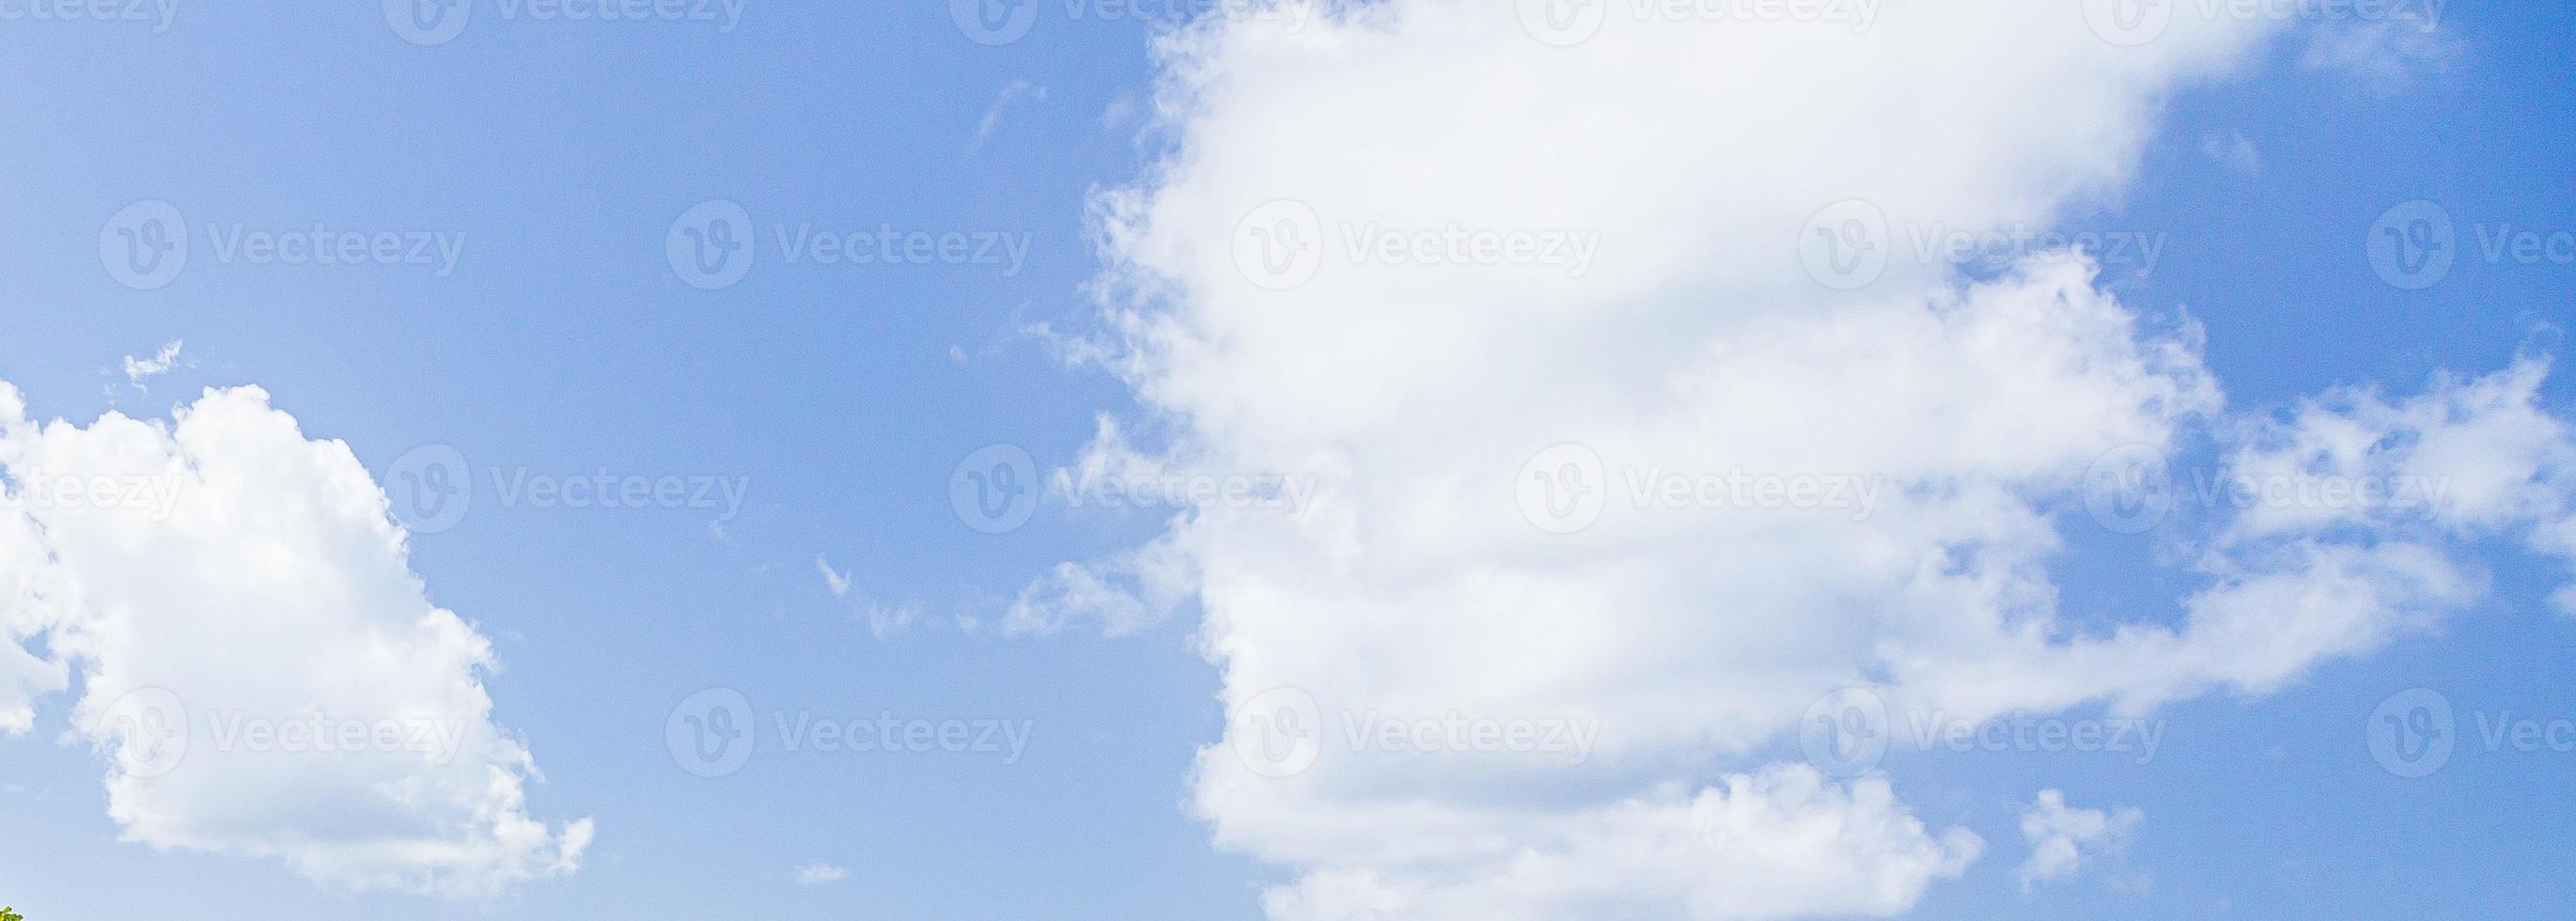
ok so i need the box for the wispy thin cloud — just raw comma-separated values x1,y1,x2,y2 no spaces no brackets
2199,130,2262,176
795,862,850,885
817,554,852,598
968,80,1048,156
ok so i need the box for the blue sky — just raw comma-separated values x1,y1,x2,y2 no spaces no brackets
0,2,2571,919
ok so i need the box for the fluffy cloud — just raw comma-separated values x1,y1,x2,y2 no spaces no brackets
0,383,589,897
1053,2,2569,918
2016,789,2142,890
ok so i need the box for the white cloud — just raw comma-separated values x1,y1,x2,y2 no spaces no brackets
121,340,186,392
1045,3,2576,919
2017,789,2142,891
0,382,589,897
796,861,851,884
818,554,853,597
969,79,1049,156
2300,17,2465,92
2200,130,2263,175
